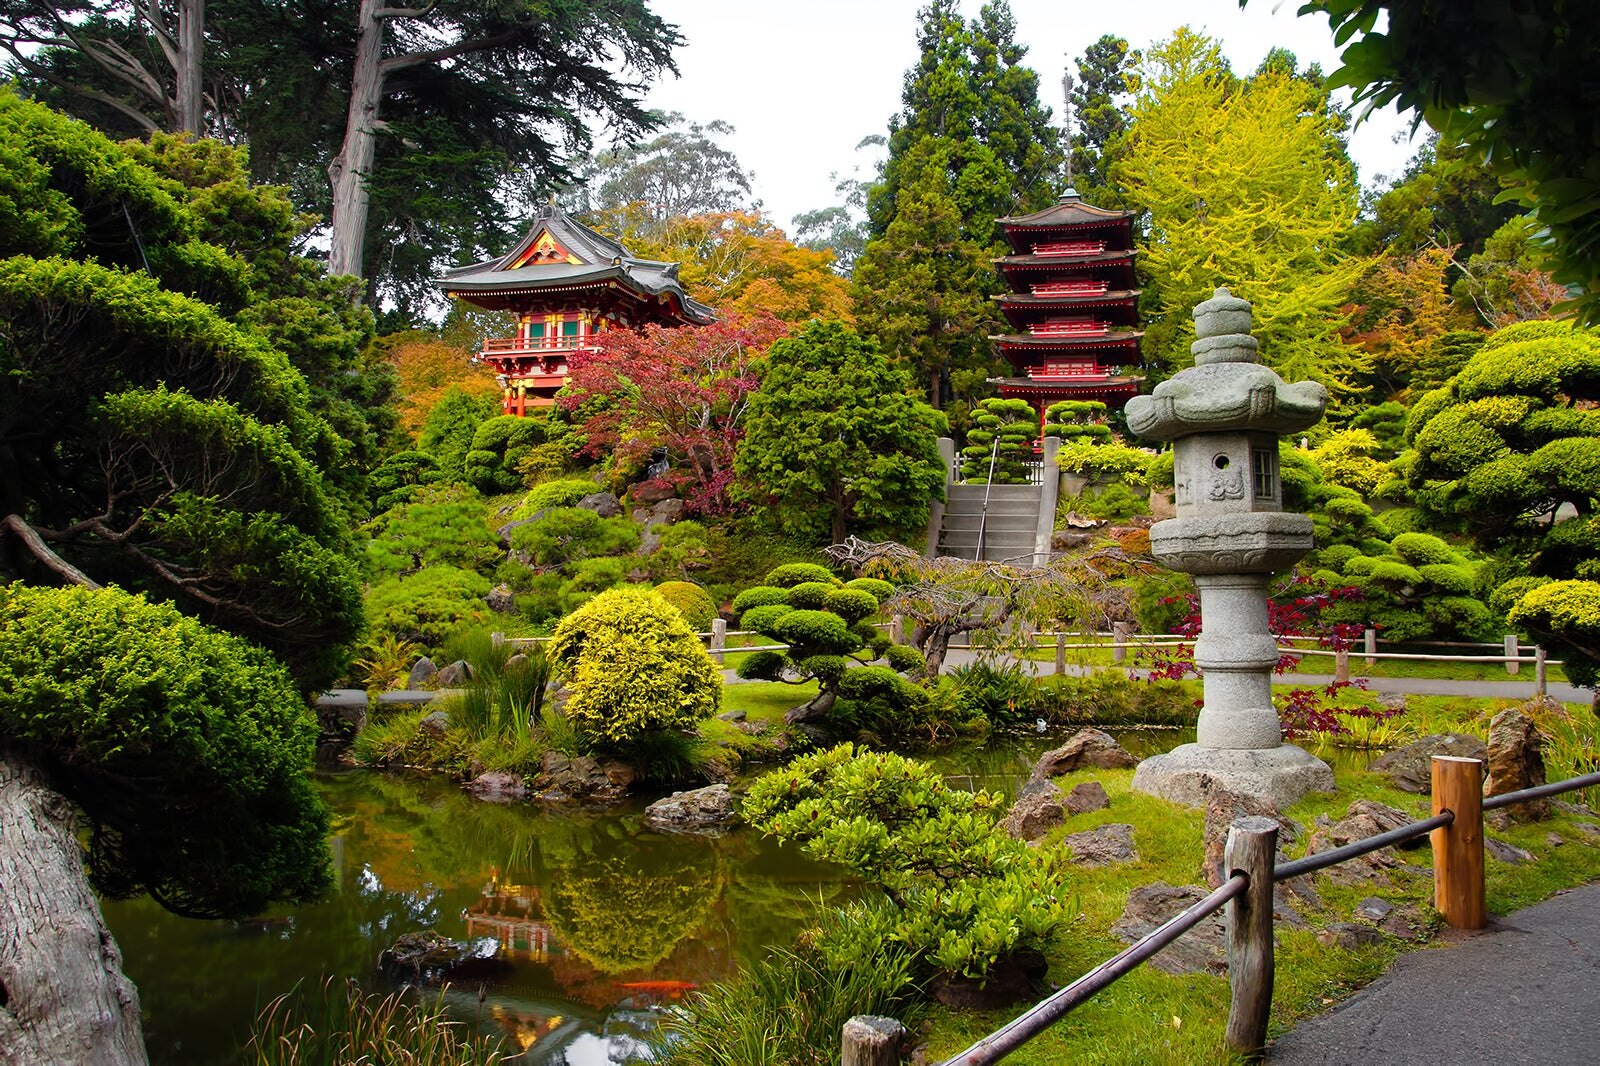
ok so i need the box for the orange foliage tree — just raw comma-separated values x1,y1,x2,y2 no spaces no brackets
380,333,500,436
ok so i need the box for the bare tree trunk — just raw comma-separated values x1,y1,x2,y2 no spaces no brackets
327,0,387,281
0,751,148,1066
174,0,204,136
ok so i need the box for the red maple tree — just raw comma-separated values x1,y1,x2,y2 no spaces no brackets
560,310,788,514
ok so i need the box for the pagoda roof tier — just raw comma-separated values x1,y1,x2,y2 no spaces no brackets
997,191,1134,230
438,203,714,324
994,249,1135,271
994,289,1141,309
990,330,1144,349
992,375,1144,400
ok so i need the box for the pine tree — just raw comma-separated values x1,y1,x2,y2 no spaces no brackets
853,0,1061,415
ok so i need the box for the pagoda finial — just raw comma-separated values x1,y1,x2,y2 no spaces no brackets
1059,187,1081,202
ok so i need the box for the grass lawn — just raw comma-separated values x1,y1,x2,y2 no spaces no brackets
913,694,1600,1064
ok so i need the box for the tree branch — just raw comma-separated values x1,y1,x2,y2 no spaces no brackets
377,30,519,76
0,43,161,133
2,515,102,589
373,1,438,18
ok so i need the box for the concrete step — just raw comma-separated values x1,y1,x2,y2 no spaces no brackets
940,511,1038,533
939,530,1037,553
946,484,1042,502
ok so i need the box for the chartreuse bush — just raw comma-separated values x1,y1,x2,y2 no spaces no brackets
733,563,925,728
654,580,718,631
548,587,721,746
743,744,1068,981
511,477,599,519
0,583,330,918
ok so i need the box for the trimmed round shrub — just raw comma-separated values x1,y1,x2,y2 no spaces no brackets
513,478,600,520
1391,532,1463,567
846,577,896,601
739,603,794,632
770,609,857,654
736,650,788,681
883,643,925,673
824,587,880,624
1342,556,1379,576
1317,544,1361,571
1366,559,1425,587
1377,507,1425,536
764,562,838,588
548,588,721,746
655,581,719,632
798,654,848,682
732,585,789,615
786,580,835,610
1418,563,1477,595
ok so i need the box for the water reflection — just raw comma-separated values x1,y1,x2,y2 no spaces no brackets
101,770,857,1065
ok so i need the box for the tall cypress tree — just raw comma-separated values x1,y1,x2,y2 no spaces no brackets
853,0,1062,416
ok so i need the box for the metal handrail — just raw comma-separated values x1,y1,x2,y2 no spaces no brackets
974,436,1000,561
937,767,1600,1065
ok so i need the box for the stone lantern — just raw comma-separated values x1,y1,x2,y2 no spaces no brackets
1124,288,1335,807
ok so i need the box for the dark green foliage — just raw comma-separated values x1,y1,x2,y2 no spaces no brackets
363,484,500,579
962,397,1038,483
738,604,794,635
507,507,640,568
764,563,839,589
365,566,493,650
416,386,498,482
732,586,790,614
367,450,444,512
743,744,1068,979
824,587,880,625
784,581,835,610
463,414,550,494
0,584,330,919
770,610,857,655
736,321,947,545
0,96,364,688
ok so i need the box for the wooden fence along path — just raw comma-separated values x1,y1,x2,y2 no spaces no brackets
842,759,1600,1065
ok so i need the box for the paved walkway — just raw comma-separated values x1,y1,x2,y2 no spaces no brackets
1267,882,1600,1064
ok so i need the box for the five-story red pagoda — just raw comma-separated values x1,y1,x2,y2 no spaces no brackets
989,190,1143,430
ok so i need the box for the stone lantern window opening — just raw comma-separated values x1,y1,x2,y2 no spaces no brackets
1252,446,1277,501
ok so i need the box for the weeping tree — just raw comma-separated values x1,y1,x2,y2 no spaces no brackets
826,537,1137,678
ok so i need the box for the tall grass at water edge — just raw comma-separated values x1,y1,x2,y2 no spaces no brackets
246,977,506,1065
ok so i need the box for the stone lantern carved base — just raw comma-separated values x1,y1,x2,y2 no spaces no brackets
1131,743,1334,809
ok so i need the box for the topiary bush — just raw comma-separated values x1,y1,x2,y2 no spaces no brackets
743,744,1068,983
508,506,639,567
548,587,721,747
512,477,600,519
654,580,719,632
463,414,550,495
962,397,1037,483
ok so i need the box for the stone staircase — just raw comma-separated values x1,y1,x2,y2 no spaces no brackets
936,482,1043,563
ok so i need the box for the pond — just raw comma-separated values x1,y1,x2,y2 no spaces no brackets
102,769,860,1065
101,730,1378,1063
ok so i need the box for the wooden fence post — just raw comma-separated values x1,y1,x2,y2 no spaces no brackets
1431,755,1486,930
1364,627,1377,668
1055,631,1066,675
1112,622,1131,664
842,1015,905,1066
1225,816,1279,1056
891,613,904,644
1536,646,1548,697
1334,647,1350,684
491,631,504,650
710,619,727,664
1504,633,1520,675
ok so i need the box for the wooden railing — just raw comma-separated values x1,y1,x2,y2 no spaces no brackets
1031,280,1108,296
481,335,596,356
1032,240,1106,257
845,761,1600,1065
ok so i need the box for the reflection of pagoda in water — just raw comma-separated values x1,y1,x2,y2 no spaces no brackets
466,868,553,962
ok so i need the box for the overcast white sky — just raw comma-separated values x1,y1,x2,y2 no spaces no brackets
639,0,1417,234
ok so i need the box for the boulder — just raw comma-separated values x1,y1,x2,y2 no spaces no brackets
1111,883,1226,975
435,659,473,687
643,784,737,835
1485,837,1535,865
1317,922,1383,950
1369,733,1486,793
531,751,636,804
1352,896,1393,922
1062,823,1138,867
1064,780,1110,815
407,656,439,689
929,949,1047,1009
578,491,623,518
1305,801,1420,886
378,930,512,984
1485,705,1551,820
1031,728,1137,779
486,583,516,613
466,771,528,803
629,480,677,505
496,515,540,547
1346,799,1424,846
716,709,747,723
419,710,451,738
1003,780,1066,842
649,498,686,524
1201,787,1301,890
315,689,368,736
